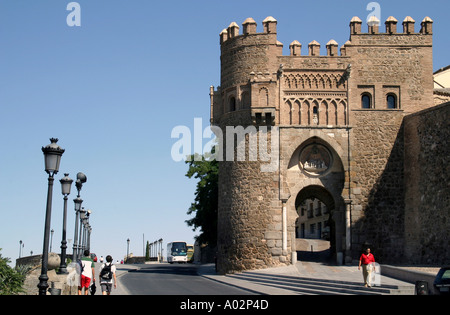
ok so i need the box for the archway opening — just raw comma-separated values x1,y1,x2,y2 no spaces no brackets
295,185,336,263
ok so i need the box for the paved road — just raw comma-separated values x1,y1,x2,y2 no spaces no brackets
119,263,256,295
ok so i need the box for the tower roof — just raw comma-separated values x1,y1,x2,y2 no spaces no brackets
386,16,398,22
326,39,338,46
368,15,380,25
243,17,256,24
263,16,277,23
350,16,362,23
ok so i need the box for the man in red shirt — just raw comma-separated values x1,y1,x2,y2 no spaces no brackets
358,248,376,287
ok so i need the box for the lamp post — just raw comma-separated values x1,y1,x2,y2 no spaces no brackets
72,197,83,260
85,210,91,252
72,172,86,261
58,173,73,274
159,238,163,262
38,138,64,295
79,208,86,255
127,238,130,262
87,226,92,252
84,210,92,252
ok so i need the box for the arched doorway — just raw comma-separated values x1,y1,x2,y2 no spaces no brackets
286,136,347,264
295,185,336,262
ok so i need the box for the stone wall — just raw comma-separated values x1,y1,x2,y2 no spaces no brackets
125,256,146,264
217,159,278,273
216,118,282,273
347,31,434,115
16,253,61,270
351,110,406,262
403,102,450,265
220,33,281,90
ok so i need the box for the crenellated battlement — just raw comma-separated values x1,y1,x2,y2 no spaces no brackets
215,14,434,127
220,16,278,43
220,16,433,57
350,15,433,35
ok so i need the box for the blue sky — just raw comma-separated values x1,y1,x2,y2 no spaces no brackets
0,0,448,265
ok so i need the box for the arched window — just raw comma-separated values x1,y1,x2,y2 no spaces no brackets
361,93,372,109
229,96,236,112
387,94,397,109
313,106,319,125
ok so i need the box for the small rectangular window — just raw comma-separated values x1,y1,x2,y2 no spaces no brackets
265,113,272,125
255,113,262,124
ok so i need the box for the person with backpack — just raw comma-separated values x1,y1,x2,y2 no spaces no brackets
99,255,117,295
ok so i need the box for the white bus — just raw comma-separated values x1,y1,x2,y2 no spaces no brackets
167,241,188,263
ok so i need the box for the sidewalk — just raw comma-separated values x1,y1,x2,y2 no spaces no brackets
197,261,417,295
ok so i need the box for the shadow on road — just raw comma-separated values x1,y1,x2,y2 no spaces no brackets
128,265,199,276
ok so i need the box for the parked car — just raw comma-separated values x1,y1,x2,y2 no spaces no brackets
90,253,97,262
433,267,450,295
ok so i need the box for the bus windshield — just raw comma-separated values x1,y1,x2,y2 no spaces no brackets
171,242,187,256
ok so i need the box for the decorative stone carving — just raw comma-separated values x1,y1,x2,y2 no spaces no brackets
299,144,332,176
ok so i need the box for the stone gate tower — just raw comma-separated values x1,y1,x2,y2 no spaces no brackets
210,16,435,274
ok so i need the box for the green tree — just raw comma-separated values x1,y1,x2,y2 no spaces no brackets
0,249,26,295
185,150,218,247
145,241,150,261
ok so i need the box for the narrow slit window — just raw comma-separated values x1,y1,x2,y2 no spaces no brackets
229,97,236,112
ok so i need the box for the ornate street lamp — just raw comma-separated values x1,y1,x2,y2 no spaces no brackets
84,210,92,252
42,138,64,177
58,173,73,274
72,172,87,260
72,196,83,260
79,208,86,255
38,138,64,295
87,225,92,252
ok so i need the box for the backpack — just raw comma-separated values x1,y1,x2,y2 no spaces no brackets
77,259,84,274
100,263,113,280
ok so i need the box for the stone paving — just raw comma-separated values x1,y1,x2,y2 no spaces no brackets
198,262,416,295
